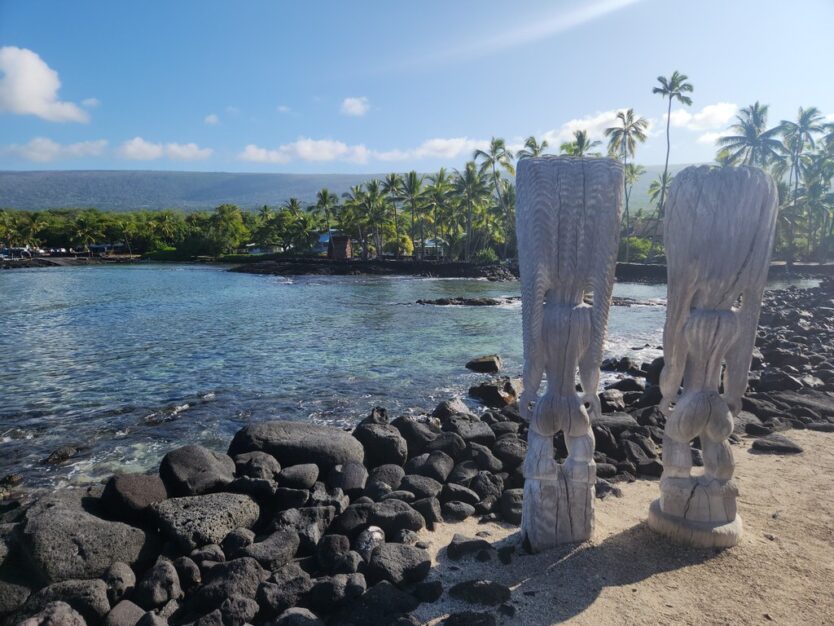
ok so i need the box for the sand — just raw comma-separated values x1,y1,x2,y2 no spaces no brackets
414,429,834,625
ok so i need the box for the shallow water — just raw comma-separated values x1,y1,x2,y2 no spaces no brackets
0,264,815,488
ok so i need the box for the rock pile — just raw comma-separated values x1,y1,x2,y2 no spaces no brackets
2,278,833,624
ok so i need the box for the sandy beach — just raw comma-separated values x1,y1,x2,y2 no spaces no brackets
414,429,834,625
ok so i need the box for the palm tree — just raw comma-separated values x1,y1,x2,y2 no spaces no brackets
622,163,646,260
73,213,104,256
648,172,674,208
341,185,370,259
559,129,602,157
474,137,515,258
313,188,338,232
516,136,549,159
715,102,783,166
453,161,490,262
381,173,402,257
652,71,693,220
283,197,304,218
401,171,424,258
425,168,453,259
605,109,649,260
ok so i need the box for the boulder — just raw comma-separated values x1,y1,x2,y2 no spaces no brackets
442,416,496,447
353,526,386,562
367,464,405,491
233,451,281,481
752,434,804,454
469,471,503,501
219,595,258,626
329,580,418,625
440,483,480,506
238,530,300,570
228,421,364,473
432,398,476,420
134,558,182,609
18,491,158,584
399,475,442,499
18,601,86,626
101,473,168,522
367,543,430,585
305,573,366,612
449,579,511,606
498,489,523,524
424,432,468,460
270,507,336,554
352,423,408,467
172,557,201,591
757,371,803,393
279,464,319,490
273,607,324,626
104,600,145,626
390,417,439,457
468,443,503,472
442,501,475,522
159,445,235,496
468,378,522,408
220,528,255,556
446,534,493,560
103,562,136,606
22,579,110,624
491,437,526,469
327,462,368,499
256,563,313,617
330,500,424,539
193,557,268,611
410,497,442,531
151,493,259,552
448,461,479,487
465,355,502,374
599,389,626,413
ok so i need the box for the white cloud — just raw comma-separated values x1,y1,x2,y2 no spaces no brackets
118,137,212,160
81,97,100,108
204,113,219,125
375,137,489,162
239,137,370,164
340,97,370,117
667,102,738,131
0,46,89,122
166,142,213,160
540,109,642,146
5,137,107,162
696,131,722,145
225,105,240,115
277,104,291,114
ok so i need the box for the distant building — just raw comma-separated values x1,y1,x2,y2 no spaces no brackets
328,235,352,260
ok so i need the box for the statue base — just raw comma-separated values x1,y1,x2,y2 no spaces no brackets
521,461,595,552
647,499,742,548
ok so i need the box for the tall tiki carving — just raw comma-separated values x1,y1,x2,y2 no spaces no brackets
648,165,777,548
516,156,623,551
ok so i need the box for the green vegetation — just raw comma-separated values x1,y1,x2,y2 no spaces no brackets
2,72,832,265
715,104,834,262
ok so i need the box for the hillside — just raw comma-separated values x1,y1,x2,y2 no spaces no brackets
0,165,695,212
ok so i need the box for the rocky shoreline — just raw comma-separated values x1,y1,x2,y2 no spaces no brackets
1,280,833,625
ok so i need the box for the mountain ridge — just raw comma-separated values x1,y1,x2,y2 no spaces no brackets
0,165,697,212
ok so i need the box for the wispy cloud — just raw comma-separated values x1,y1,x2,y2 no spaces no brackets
382,0,644,71
277,104,291,114
666,102,738,131
4,137,107,162
204,113,220,125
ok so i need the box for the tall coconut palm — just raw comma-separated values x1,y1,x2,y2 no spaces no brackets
473,137,515,258
381,173,402,256
780,107,827,264
425,168,453,259
282,197,304,218
453,161,490,262
516,136,549,159
605,109,649,260
715,102,783,166
559,129,602,157
652,71,693,220
400,171,424,258
313,188,338,232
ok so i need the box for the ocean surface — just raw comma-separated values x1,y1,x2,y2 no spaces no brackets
0,264,814,488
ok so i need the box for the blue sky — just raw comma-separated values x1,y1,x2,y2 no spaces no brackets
1,0,832,173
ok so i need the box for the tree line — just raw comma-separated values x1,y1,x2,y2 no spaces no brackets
2,71,832,263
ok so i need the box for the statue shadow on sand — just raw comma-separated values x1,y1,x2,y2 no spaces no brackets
424,520,720,625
